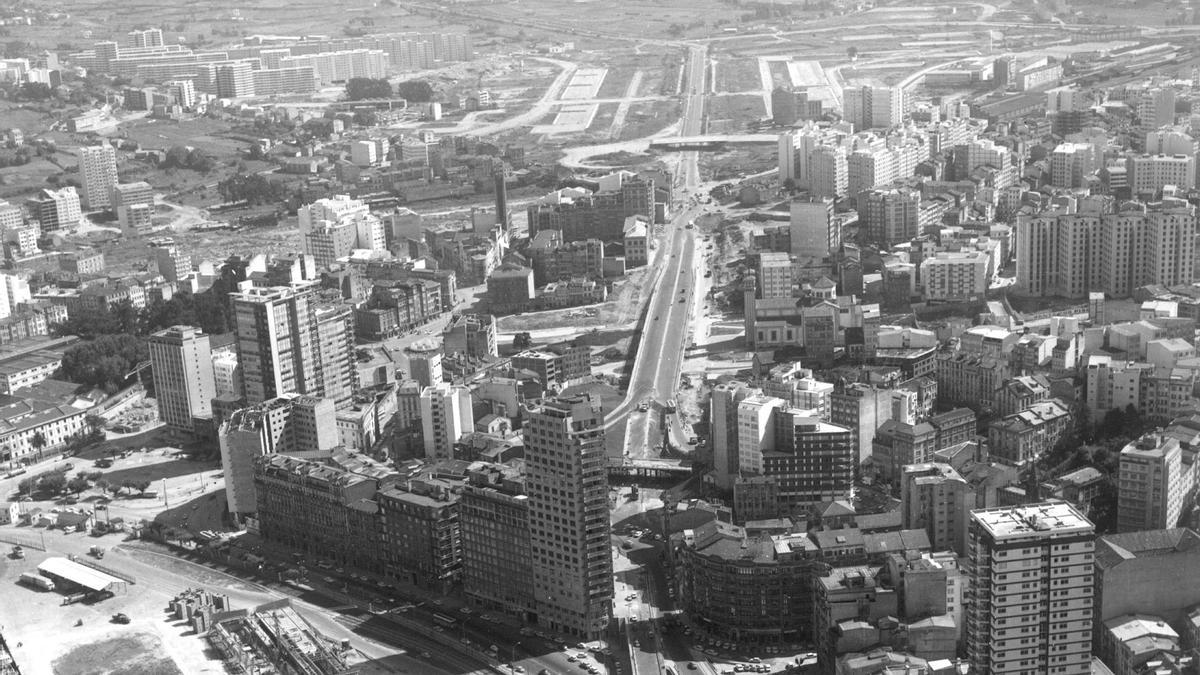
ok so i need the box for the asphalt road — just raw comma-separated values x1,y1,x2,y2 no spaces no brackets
604,44,709,457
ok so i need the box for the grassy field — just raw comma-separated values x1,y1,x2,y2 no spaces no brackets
0,158,64,201
715,59,764,93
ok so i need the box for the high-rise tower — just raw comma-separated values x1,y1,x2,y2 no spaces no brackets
525,394,612,638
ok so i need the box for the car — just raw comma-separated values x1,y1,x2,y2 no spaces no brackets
750,658,761,663
459,607,472,615
512,666,525,674
322,576,335,584
678,298,685,303
567,655,577,662
687,665,698,671
625,594,637,601
111,613,130,624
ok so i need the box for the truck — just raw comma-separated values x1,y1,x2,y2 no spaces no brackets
11,545,23,559
89,545,105,559
19,572,54,591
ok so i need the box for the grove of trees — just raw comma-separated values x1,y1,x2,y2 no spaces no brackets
58,334,147,393
345,77,393,101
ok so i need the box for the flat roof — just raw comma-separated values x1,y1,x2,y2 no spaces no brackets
38,556,124,592
972,502,1093,541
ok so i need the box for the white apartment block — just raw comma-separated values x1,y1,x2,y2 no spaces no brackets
1128,153,1196,195
921,251,990,301
1050,142,1098,188
279,49,387,86
149,325,216,435
1117,434,1188,533
809,145,848,199
757,252,792,299
78,144,118,210
419,383,473,460
966,502,1095,675
736,394,784,475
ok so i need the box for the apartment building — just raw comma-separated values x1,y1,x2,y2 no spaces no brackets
24,187,81,232
756,252,793,299
1116,433,1189,532
861,188,920,246
419,383,473,460
219,395,339,515
524,395,611,638
376,479,462,591
511,342,591,390
1129,153,1196,195
459,464,535,619
965,503,1095,675
1016,207,1196,299
77,144,118,210
253,454,383,572
148,326,216,436
987,399,1072,466
901,463,975,556
675,522,823,645
843,85,904,130
231,284,357,407
920,250,991,302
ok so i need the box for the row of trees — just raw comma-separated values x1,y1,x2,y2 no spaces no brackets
19,470,152,497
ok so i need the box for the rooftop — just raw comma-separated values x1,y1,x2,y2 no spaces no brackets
972,502,1093,541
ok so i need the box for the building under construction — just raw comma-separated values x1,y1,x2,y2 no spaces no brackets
207,598,357,675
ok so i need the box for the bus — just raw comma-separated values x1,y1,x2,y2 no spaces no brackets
19,572,54,591
432,612,458,629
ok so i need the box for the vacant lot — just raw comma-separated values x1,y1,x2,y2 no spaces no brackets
596,66,638,99
700,147,776,182
53,633,184,675
706,94,768,128
715,58,763,93
767,61,792,88
618,100,680,141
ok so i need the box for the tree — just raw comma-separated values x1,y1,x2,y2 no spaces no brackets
40,472,66,495
30,431,46,459
345,77,393,101
395,80,434,103
67,476,90,495
95,478,111,495
134,480,152,496
85,414,106,434
512,332,533,350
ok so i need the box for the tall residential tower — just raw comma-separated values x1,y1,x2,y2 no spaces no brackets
966,502,1095,675
524,394,612,638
